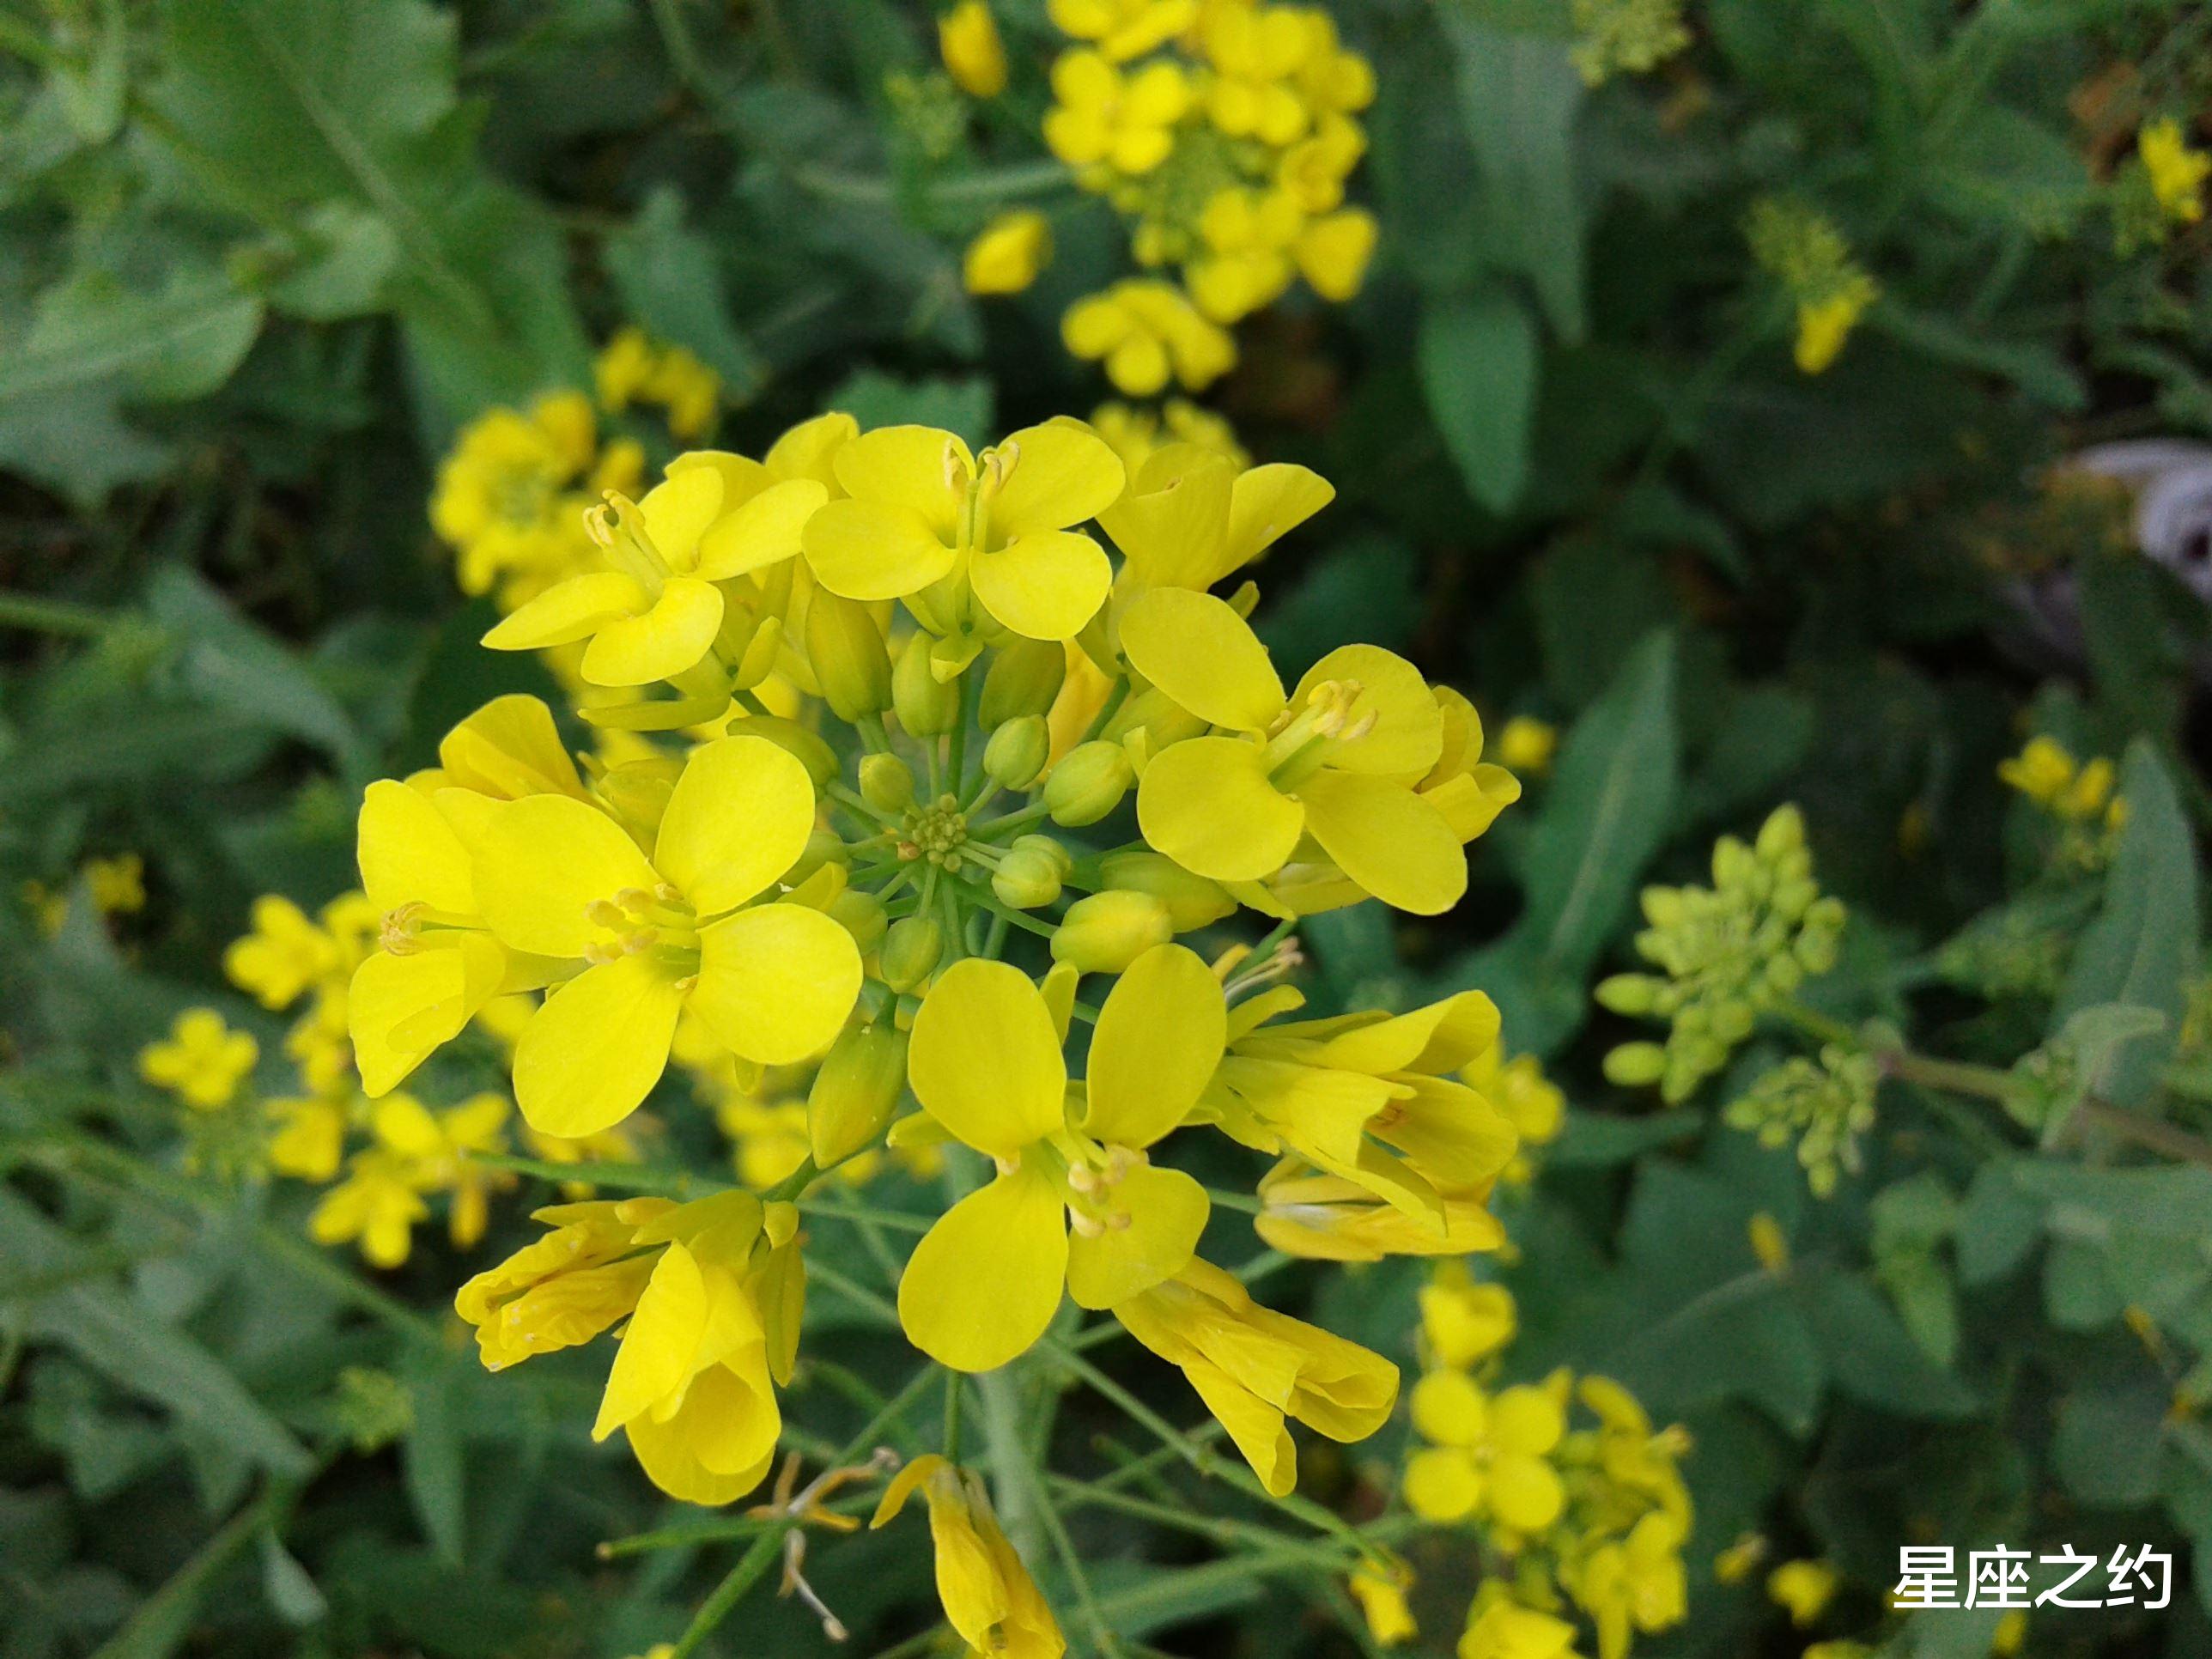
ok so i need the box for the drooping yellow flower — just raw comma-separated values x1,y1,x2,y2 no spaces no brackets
1122,586,1464,910
139,1009,258,1110
939,0,1009,98
1043,50,1190,174
1404,1367,1570,1531
453,735,862,1138
1048,0,1195,62
1767,1559,1839,1629
964,209,1054,295
1115,1255,1399,1495
801,421,1125,644
1351,1566,1418,1646
1062,281,1237,395
456,1197,665,1369
898,946,1224,1370
1254,1160,1506,1261
2140,118,2209,225
872,1454,1066,1658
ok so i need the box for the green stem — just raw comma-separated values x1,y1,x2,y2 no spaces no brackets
943,1368,965,1462
1881,1050,2016,1103
975,1360,1048,1570
668,1525,792,1659
472,1151,702,1195
0,591,109,636
1772,997,1858,1049
1046,1474,1357,1569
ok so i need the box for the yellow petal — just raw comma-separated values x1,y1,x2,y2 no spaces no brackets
625,1413,772,1507
1184,1358,1298,1496
1119,586,1285,731
1295,645,1443,777
1066,1164,1208,1309
1083,943,1224,1149
640,465,725,567
689,902,863,1064
801,498,960,600
1223,463,1334,576
1137,736,1304,882
1097,447,1235,587
1490,1383,1565,1455
483,572,649,651
970,530,1112,641
595,1240,705,1438
654,736,815,914
580,575,724,686
765,410,858,486
1311,991,1501,1075
1488,1452,1565,1532
989,422,1125,536
832,424,970,539
908,958,1067,1158
513,953,684,1136
897,1165,1068,1371
349,936,506,1096
1295,771,1466,915
437,694,585,800
463,794,658,958
358,779,474,915
1404,1447,1481,1521
695,477,830,580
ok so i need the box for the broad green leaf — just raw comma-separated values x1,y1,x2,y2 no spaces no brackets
2054,741,2197,1106
143,567,362,771
1874,302,2087,411
0,266,261,408
605,187,765,401
823,368,994,449
1419,286,1539,514
402,1358,466,1567
1795,1269,1977,1418
2053,1382,2167,1506
265,203,400,321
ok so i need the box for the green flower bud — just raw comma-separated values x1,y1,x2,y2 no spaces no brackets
1096,848,1236,932
829,888,888,954
1756,804,1805,860
985,715,1050,791
1044,740,1133,826
807,1022,909,1167
881,915,945,993
729,715,838,791
993,845,1064,909
1603,1042,1668,1088
782,827,850,888
1103,684,1206,750
893,635,961,737
1594,973,1661,1016
1051,890,1171,974
860,752,917,816
804,591,893,722
980,637,1066,727
1012,833,1074,878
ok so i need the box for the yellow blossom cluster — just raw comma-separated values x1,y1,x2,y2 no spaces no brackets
948,0,1380,398
21,851,144,938
344,401,1534,1528
1997,733,2126,870
1404,1279,1693,1659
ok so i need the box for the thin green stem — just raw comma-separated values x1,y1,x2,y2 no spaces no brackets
472,1152,701,1195
943,1368,965,1462
668,1525,791,1659
1045,1475,1356,1569
1773,998,1859,1049
0,592,109,636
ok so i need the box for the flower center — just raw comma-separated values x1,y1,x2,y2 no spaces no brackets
582,884,702,981
1264,677,1374,787
902,796,970,870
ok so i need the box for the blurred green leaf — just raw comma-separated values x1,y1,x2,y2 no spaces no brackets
1419,286,1539,514
605,186,765,401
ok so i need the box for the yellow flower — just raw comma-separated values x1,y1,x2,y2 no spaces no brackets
2141,118,2209,225
1747,1212,1790,1273
226,895,340,1009
456,1197,664,1369
1097,439,1328,590
645,344,720,441
1459,1584,1584,1659
1767,1559,1839,1629
1121,586,1467,911
1254,1159,1506,1261
431,392,601,605
1793,278,1875,374
872,1454,1066,1658
801,421,1124,643
1199,2,1315,146
139,1008,258,1110
1090,398,1249,476
596,328,659,411
1115,1255,1399,1495
264,1091,349,1182
1578,1510,1690,1659
1186,185,1303,322
310,1146,429,1268
1296,206,1379,301
1062,280,1237,395
1043,50,1190,174
1990,1611,2027,1656
1419,1263,1516,1368
1404,1368,1569,1531
1351,1567,1418,1646
939,0,1009,98
898,946,1224,1370
964,209,1054,295
1496,715,1559,775
85,854,145,915
381,1091,514,1249
1048,0,1195,62
1712,1532,1767,1584
452,735,862,1139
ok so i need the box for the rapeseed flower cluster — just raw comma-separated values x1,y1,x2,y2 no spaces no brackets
2114,118,2209,252
1723,1044,1880,1197
1403,1280,1692,1659
1596,805,1845,1103
1746,198,1880,374
1999,733,2126,871
1567,0,1691,87
21,851,144,938
346,401,1530,1549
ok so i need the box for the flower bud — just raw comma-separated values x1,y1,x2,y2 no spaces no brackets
894,635,961,736
1096,848,1235,933
993,845,1064,910
981,637,1066,727
881,915,945,993
1103,685,1206,751
1044,740,1133,826
860,752,917,816
1012,833,1073,878
731,715,837,791
808,1022,909,1167
984,715,1050,791
1051,890,1171,974
1603,1042,1668,1088
1594,974,1660,1016
804,591,894,722
783,827,850,888
829,888,888,954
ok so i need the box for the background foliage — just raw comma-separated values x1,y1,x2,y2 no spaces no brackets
3,0,2210,1656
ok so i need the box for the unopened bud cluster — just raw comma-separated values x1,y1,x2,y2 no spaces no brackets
1721,1044,1879,1197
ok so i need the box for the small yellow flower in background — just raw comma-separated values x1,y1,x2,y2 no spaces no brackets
310,1091,512,1266
1459,1584,1584,1659
1405,1367,1569,1529
1581,1510,1691,1659
1420,1264,1517,1369
1997,732,2076,805
1350,1566,1418,1646
139,1009,258,1110
431,390,608,608
1090,398,1249,474
1713,1531,1768,1584
1063,279,1237,394
1570,0,1691,87
963,209,1054,295
85,854,145,915
1998,733,2124,840
1464,1036,1565,1183
939,0,1008,99
872,1455,1066,1658
1049,0,1195,64
1497,714,1559,775
1767,1559,1839,1628
227,894,340,1009
1044,50,1191,174
1747,198,1879,376
1747,1211,1791,1273
1792,280,1876,375
264,1092,350,1182
597,327,722,441
1990,1610,2028,1656
2140,118,2209,225
1800,1644,1872,1659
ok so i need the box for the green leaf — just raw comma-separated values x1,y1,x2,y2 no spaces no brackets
605,186,766,401
143,567,362,771
1873,302,2087,411
2053,1382,2167,1506
824,368,994,449
0,265,262,408
258,1534,327,1626
402,1358,466,1567
1418,285,1539,514
265,203,400,322
1795,1269,1977,1418
2054,741,2198,1107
